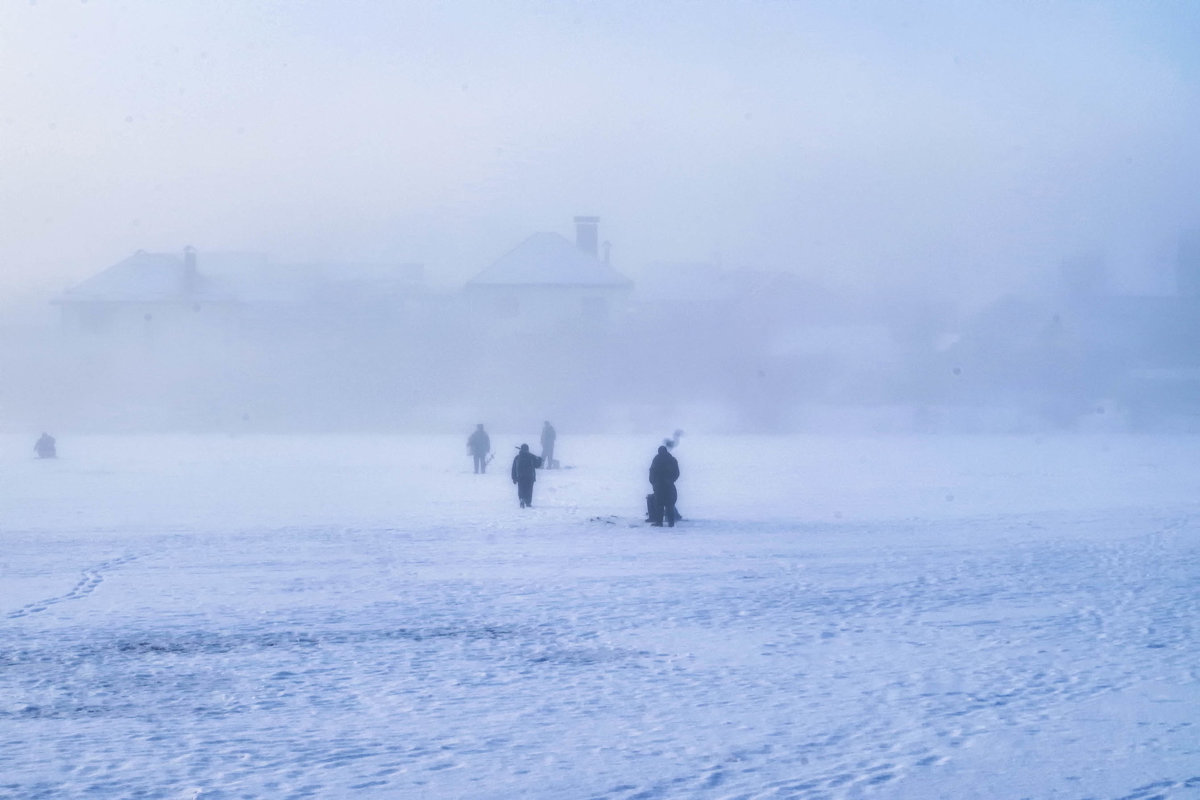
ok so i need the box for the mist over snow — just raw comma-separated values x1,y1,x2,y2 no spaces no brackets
1,0,1199,435
3,6,1200,799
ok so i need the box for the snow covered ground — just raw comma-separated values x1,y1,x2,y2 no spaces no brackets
2,433,1198,799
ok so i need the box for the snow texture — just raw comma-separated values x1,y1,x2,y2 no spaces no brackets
2,434,1198,799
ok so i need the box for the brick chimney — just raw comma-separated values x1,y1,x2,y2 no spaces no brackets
183,246,198,295
574,216,599,257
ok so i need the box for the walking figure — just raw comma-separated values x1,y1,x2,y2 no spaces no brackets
511,443,543,508
648,445,680,527
467,424,491,473
34,432,56,459
540,421,557,469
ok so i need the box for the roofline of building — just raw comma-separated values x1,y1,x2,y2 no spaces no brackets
50,295,242,306
463,279,634,289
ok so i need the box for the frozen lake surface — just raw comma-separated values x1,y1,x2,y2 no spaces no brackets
2,433,1198,799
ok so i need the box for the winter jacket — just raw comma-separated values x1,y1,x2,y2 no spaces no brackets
511,446,543,483
467,430,491,455
649,446,679,488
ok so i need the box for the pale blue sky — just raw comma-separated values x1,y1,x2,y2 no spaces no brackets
2,0,1198,303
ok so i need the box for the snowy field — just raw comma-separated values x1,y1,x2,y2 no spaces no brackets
2,433,1198,800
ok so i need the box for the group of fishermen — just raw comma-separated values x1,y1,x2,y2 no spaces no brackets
466,421,557,476
35,424,681,523
468,423,682,525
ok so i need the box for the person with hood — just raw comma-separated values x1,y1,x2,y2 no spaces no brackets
648,444,680,527
540,421,557,468
467,424,491,474
511,443,544,508
34,432,56,459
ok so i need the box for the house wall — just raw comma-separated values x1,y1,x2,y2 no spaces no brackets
464,285,630,330
58,300,242,350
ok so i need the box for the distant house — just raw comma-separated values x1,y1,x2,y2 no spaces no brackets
54,247,426,340
54,247,239,337
939,285,1200,429
464,216,633,327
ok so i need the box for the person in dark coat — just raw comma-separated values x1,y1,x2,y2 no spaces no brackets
648,445,680,526
34,432,56,459
467,424,491,474
511,443,543,508
540,421,557,468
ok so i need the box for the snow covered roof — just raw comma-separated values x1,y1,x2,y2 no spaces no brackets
56,251,236,304
56,251,425,307
467,232,632,289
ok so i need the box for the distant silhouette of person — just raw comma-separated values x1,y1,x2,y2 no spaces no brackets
540,421,557,468
467,424,491,474
648,445,680,527
511,443,543,508
646,429,684,522
34,432,56,459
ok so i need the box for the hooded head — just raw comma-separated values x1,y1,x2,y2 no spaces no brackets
658,445,669,455
520,443,529,452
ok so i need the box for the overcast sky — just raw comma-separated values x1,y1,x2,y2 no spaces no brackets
3,0,1199,306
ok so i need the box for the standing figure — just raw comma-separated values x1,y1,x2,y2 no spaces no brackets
467,424,491,474
648,445,680,527
511,443,543,508
540,421,557,468
34,432,56,459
